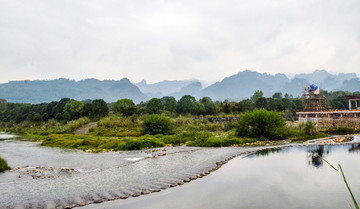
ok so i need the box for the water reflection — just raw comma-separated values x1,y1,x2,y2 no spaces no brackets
255,148,282,157
348,144,360,153
307,145,330,168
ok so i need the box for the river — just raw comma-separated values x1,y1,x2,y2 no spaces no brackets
0,133,259,208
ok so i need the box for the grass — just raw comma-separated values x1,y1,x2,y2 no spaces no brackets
0,156,11,172
0,114,339,151
323,159,359,209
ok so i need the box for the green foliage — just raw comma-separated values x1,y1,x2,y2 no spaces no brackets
162,96,177,113
0,156,11,172
326,127,357,135
112,99,137,116
63,100,84,121
176,95,199,115
236,108,286,140
40,134,186,151
272,92,283,99
250,90,264,103
146,98,163,114
142,115,174,135
82,99,109,120
236,99,255,112
299,121,316,136
199,97,216,115
2,117,90,135
0,99,7,112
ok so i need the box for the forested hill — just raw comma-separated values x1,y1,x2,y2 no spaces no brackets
1,70,359,104
0,78,148,104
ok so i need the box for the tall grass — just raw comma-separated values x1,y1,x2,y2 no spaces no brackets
323,159,359,209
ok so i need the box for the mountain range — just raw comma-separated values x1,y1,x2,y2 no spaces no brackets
0,70,359,104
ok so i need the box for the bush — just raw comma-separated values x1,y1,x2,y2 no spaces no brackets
236,108,286,140
0,156,10,172
142,115,174,135
299,121,315,136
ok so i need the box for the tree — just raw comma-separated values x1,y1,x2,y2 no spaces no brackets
0,99,7,112
199,97,216,115
250,90,264,103
142,115,174,135
255,97,268,109
236,108,286,140
236,99,254,112
27,112,43,122
146,98,163,114
272,92,282,100
176,95,199,115
220,102,233,114
112,99,137,116
162,96,177,113
83,99,109,119
63,100,84,121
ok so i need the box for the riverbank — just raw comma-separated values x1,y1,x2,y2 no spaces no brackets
1,113,338,153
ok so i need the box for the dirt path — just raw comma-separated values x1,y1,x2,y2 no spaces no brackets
74,122,97,135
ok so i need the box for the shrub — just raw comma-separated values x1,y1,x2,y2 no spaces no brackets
0,156,10,172
142,115,174,135
299,121,315,136
236,108,286,140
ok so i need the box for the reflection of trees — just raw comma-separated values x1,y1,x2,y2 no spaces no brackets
255,148,282,157
348,144,360,153
307,145,330,168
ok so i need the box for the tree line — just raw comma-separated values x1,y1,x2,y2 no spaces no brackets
0,90,358,125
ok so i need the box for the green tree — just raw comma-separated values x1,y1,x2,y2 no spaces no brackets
146,98,164,114
83,99,109,119
162,96,177,113
200,97,216,115
63,100,84,121
142,114,174,135
236,99,255,112
236,108,286,140
0,99,7,112
112,99,138,116
27,112,43,122
176,95,199,115
250,90,264,103
272,92,283,100
255,97,268,109
220,102,233,114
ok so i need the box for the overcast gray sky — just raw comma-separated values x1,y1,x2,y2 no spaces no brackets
0,0,359,84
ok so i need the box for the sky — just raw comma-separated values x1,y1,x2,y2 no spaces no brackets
0,0,359,84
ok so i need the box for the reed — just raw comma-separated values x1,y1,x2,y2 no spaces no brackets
323,159,359,209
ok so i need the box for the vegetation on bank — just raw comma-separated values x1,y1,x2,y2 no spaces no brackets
1,90,359,152
0,156,11,172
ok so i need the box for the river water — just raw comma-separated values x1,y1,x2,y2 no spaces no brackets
84,137,360,209
0,133,260,209
1,133,359,209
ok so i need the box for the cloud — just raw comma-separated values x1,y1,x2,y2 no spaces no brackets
0,0,359,83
